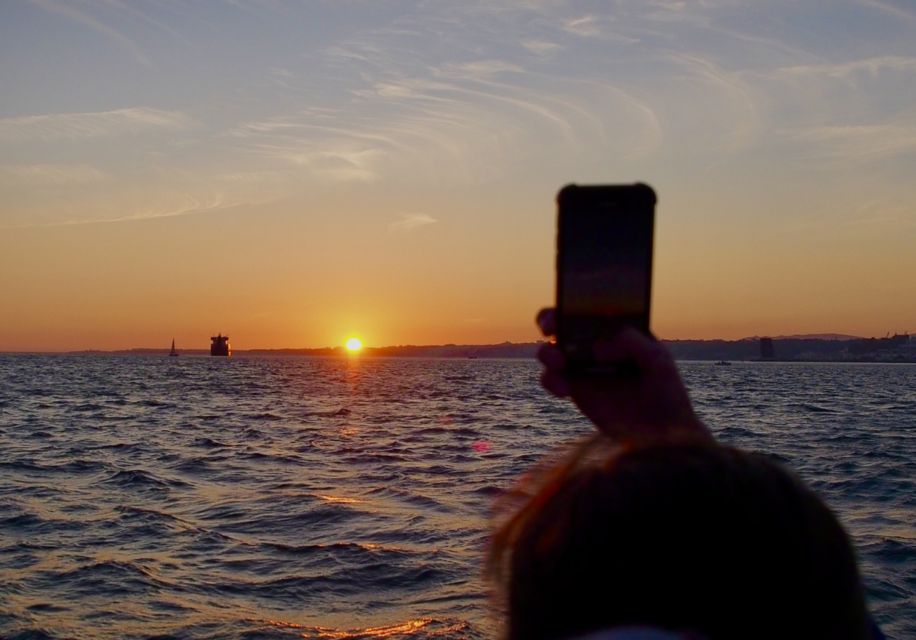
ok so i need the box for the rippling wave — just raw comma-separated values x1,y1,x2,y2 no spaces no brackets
0,355,913,639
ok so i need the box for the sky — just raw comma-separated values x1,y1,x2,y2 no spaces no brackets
1,0,915,351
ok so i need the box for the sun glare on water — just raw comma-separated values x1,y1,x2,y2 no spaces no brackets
345,337,363,352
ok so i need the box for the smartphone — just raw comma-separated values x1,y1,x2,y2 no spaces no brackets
555,183,656,373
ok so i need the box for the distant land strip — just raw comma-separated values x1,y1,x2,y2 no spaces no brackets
52,334,916,363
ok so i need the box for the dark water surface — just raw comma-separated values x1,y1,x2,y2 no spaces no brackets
1,356,913,639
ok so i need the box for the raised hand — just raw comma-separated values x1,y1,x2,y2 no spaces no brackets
536,308,712,442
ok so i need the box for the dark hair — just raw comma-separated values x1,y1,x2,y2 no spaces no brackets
488,437,869,640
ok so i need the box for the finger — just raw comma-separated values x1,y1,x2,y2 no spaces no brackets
537,342,565,371
593,328,677,375
540,370,571,397
536,307,556,336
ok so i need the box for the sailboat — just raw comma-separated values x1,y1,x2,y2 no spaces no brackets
169,338,179,357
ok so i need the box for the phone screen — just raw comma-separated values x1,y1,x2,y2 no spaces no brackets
557,184,655,367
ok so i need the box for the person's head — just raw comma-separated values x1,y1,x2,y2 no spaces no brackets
488,437,869,640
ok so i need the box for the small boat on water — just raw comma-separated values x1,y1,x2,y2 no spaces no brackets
211,334,231,357
169,338,179,357
714,360,732,366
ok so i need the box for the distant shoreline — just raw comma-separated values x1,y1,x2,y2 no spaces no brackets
4,334,914,363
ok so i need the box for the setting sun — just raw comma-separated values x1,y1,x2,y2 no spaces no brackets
345,337,363,352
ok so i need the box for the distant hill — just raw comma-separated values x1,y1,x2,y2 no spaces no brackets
666,333,912,362
740,333,862,341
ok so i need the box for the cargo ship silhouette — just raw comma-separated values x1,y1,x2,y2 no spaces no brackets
210,334,230,357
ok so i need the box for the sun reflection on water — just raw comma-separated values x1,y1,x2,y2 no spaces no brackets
314,494,363,505
254,617,468,638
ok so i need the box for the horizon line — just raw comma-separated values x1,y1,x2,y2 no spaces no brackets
3,331,913,355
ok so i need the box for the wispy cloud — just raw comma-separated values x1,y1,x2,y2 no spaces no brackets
99,0,190,43
667,53,760,152
440,60,525,79
0,192,246,230
30,0,152,67
0,163,107,186
0,108,191,141
324,42,386,66
389,213,437,233
522,40,562,56
858,0,916,24
562,14,640,43
774,56,916,80
844,197,915,227
226,40,669,185
788,123,916,164
564,15,601,37
111,192,233,224
291,149,383,183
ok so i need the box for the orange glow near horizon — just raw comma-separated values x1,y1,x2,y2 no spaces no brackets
1,4,914,352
